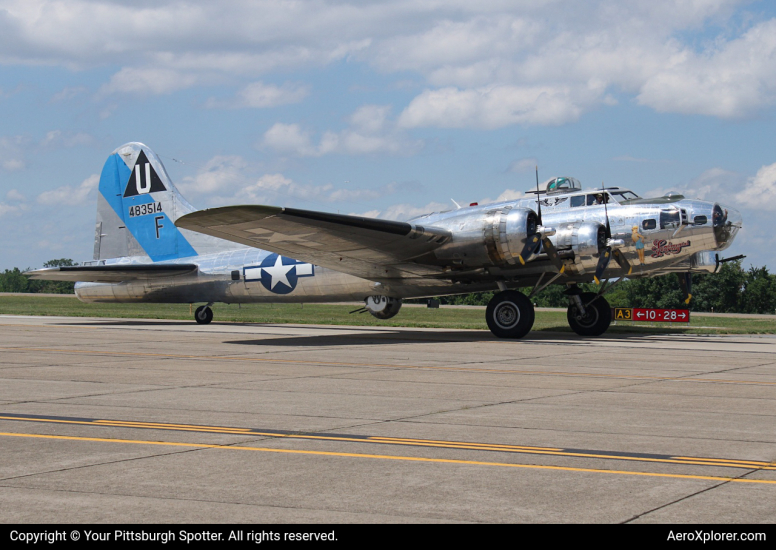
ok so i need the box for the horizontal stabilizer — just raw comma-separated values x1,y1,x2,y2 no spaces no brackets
176,205,451,280
25,264,198,283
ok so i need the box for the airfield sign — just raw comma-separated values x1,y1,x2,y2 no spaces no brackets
613,308,691,323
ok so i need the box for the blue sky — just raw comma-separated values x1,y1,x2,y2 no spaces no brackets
2,0,776,270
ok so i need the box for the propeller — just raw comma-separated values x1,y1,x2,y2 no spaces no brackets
517,216,541,265
519,167,565,273
594,182,632,284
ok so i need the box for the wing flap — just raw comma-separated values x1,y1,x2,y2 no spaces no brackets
24,264,199,283
176,206,451,279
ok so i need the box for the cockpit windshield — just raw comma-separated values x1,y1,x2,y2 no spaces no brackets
609,190,640,203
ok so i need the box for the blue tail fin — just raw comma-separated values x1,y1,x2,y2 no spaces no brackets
94,143,214,261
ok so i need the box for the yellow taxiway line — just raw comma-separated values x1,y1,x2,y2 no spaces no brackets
1,431,773,485
1,414,774,472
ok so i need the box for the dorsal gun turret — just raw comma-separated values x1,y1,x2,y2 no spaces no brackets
546,177,581,195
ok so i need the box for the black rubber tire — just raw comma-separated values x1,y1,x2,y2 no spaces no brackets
567,293,611,336
194,305,214,325
485,290,535,339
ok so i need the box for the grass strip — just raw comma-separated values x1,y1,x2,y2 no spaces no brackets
0,295,773,334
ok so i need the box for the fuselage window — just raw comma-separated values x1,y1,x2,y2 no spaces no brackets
694,215,707,225
642,219,656,230
660,210,680,229
570,195,585,208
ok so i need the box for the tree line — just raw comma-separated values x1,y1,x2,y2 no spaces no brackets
2,259,774,314
0,259,76,294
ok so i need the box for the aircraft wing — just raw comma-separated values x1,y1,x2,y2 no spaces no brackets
176,205,451,280
24,264,199,283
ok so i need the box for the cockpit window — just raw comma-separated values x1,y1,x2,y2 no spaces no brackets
570,195,585,208
609,191,640,203
586,193,609,206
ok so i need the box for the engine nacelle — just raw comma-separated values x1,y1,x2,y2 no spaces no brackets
433,206,538,267
365,295,402,320
551,221,606,275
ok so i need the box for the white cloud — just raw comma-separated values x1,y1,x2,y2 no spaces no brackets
637,19,776,118
0,202,25,218
37,174,99,206
50,86,88,102
735,162,776,210
40,130,93,148
178,155,251,196
98,67,204,96
178,153,409,206
262,105,422,156
352,201,452,221
205,81,309,109
235,173,406,205
398,85,586,129
0,135,27,171
6,189,25,201
492,189,527,203
261,123,319,156
1,1,773,122
507,158,537,173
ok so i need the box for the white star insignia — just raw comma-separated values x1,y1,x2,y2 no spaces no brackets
262,255,294,290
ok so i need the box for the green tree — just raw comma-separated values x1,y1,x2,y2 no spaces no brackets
0,268,30,292
625,275,686,309
741,266,776,314
692,261,745,313
43,258,77,268
0,259,78,294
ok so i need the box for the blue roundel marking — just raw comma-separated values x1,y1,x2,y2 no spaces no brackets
244,254,315,295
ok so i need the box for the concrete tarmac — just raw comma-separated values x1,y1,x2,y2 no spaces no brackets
0,314,774,523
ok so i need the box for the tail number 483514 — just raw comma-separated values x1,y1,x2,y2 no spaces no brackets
128,202,163,218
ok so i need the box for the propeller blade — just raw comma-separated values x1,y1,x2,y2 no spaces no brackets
518,233,542,265
535,166,542,226
594,246,612,285
611,248,632,276
542,237,565,274
601,181,612,240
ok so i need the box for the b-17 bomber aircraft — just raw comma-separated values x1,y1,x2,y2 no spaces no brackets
26,142,742,338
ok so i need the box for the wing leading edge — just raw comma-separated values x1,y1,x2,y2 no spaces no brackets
175,205,451,280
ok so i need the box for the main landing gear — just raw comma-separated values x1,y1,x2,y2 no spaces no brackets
194,304,214,324
485,290,535,339
484,286,613,339
566,291,611,337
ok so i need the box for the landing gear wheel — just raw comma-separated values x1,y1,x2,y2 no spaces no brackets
486,290,535,339
194,305,213,325
567,293,611,336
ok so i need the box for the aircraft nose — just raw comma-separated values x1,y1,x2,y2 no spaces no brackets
712,203,742,250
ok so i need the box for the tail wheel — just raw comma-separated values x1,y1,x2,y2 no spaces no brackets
486,290,535,339
194,305,213,325
567,293,611,336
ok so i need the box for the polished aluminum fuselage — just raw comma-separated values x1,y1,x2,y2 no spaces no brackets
76,191,740,304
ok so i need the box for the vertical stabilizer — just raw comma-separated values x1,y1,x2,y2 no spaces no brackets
94,142,231,261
